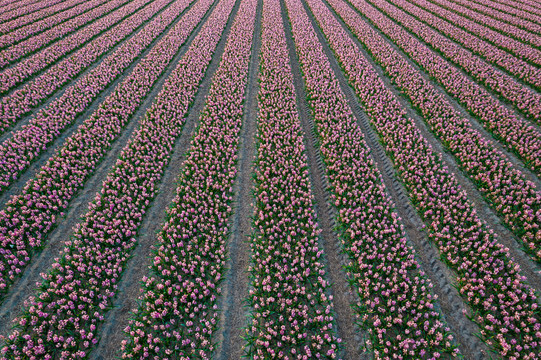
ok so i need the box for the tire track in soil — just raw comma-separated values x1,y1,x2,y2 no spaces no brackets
335,0,541,288
356,0,541,181
0,0,213,341
0,0,173,147
372,0,541,129
302,0,495,357
88,0,245,357
213,0,260,358
0,0,191,209
281,1,369,358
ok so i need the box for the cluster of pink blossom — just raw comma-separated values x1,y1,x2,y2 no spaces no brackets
385,0,541,92
0,0,212,300
338,0,541,263
0,0,234,357
245,0,340,358
474,0,541,21
367,0,541,124
286,0,458,358
350,0,541,176
310,0,541,356
0,0,156,94
0,0,125,69
0,0,44,17
405,0,541,67
121,0,255,358
428,0,541,48
448,0,541,34
0,0,190,191
0,0,87,35
0,0,111,56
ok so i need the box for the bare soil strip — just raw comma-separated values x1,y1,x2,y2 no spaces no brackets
213,0,261,358
0,0,191,209
336,0,541,287
302,0,495,357
87,4,243,359
281,1,372,358
0,0,213,340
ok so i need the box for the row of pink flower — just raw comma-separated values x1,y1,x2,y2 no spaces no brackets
0,0,111,56
0,0,226,357
369,0,541,125
245,0,340,358
121,0,255,358
0,0,153,94
386,0,541,94
487,0,541,17
345,0,541,262
484,0,541,17
0,0,122,68
0,0,44,17
355,0,541,176
317,0,541,356
0,0,203,300
429,0,541,48
405,0,541,67
287,0,458,357
0,0,86,35
448,0,541,35
0,0,181,194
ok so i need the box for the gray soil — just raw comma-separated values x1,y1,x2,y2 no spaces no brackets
337,0,541,288
213,0,261,358
0,0,190,208
89,0,246,357
282,1,372,358
0,0,209,340
305,0,497,357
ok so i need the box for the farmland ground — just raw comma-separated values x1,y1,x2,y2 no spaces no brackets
0,0,540,358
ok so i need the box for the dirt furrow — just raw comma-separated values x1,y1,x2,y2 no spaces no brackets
302,0,495,357
335,0,541,286
354,0,541,184
213,0,261,359
0,0,174,146
0,0,193,209
0,0,211,340
280,1,372,358
88,1,245,357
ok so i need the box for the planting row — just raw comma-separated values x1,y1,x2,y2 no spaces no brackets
0,0,212,300
448,0,541,34
0,0,87,35
368,0,541,124
309,0,541,356
350,0,541,179
405,0,541,67
0,0,148,91
0,0,187,191
121,0,255,357
0,0,111,53
472,0,541,23
0,0,126,69
386,0,541,92
339,0,541,264
0,0,237,357
427,0,541,48
245,0,339,357
0,0,43,17
285,0,458,357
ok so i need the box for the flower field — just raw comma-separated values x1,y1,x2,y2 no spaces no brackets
0,0,539,357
